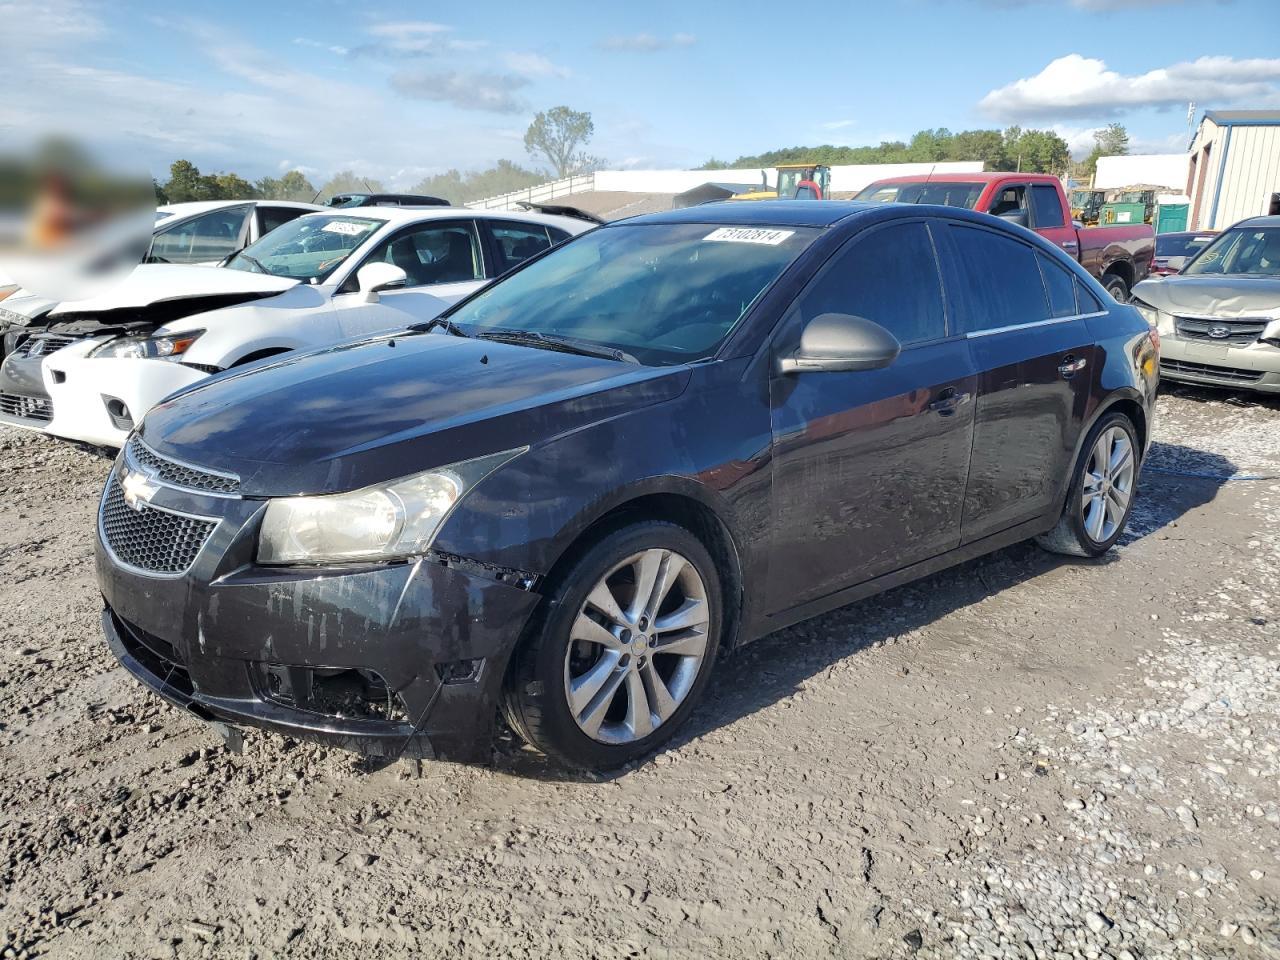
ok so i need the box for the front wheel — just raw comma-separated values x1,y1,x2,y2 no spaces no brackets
503,521,723,770
1037,412,1139,558
1102,273,1130,302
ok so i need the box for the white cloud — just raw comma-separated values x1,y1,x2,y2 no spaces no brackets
502,51,570,79
980,53,1280,121
598,32,696,52
292,37,350,56
354,20,487,57
820,119,856,131
390,70,530,114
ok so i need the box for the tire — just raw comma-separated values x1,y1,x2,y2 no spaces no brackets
1102,273,1129,302
503,520,723,770
1037,411,1140,558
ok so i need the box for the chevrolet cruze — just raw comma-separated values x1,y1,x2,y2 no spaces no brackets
97,201,1158,771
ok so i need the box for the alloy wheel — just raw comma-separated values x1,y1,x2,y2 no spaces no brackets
563,548,710,744
1080,425,1135,543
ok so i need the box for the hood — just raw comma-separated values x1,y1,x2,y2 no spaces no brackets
141,333,690,496
48,264,297,316
1133,275,1280,318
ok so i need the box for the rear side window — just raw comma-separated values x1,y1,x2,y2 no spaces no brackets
1075,277,1105,313
795,221,947,345
1037,253,1077,318
1030,185,1064,228
946,225,1049,333
490,221,554,273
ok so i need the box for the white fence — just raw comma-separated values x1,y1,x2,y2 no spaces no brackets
467,174,597,211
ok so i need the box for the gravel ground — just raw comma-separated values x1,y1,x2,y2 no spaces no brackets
1,384,1278,960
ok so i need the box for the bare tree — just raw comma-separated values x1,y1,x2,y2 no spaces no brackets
524,106,595,178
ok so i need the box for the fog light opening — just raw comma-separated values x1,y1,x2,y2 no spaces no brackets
102,395,134,431
436,658,484,685
261,664,410,723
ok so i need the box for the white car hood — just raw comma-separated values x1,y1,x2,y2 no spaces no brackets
48,264,298,316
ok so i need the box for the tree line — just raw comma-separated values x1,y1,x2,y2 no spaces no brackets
701,124,1130,179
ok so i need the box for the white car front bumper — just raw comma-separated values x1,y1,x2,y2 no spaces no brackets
42,340,209,448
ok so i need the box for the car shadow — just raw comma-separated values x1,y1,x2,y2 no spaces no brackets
491,442,1237,783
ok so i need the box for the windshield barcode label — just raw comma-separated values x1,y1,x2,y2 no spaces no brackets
703,227,795,245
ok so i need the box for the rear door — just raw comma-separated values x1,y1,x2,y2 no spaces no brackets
936,222,1096,543
766,218,978,613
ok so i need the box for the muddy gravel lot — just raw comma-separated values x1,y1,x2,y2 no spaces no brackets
1,385,1278,960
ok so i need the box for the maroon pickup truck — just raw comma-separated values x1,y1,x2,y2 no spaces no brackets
855,173,1155,301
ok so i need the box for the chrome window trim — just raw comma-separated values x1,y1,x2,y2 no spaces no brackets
125,436,242,500
97,474,222,581
965,310,1108,339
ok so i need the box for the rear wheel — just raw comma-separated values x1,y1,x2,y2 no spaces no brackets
1102,273,1130,302
1037,411,1139,558
503,521,722,770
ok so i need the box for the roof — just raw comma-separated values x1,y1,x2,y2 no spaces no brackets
622,199,877,228
861,171,1057,187
156,200,324,217
295,205,594,233
1204,110,1280,125
1237,215,1280,227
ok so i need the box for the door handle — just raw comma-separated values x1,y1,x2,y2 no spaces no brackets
928,387,971,415
1061,240,1079,250
1058,355,1087,379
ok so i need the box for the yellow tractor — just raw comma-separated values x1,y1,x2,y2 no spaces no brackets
730,163,832,201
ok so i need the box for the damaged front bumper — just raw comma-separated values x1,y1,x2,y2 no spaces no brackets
97,457,542,763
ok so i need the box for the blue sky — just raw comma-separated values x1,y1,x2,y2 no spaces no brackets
3,0,1278,187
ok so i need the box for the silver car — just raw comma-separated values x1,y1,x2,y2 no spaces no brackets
1132,216,1280,394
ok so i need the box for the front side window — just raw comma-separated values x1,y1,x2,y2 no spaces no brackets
987,186,1027,218
947,224,1049,332
443,222,818,366
792,221,947,345
1030,185,1065,228
226,215,382,282
490,221,554,273
854,181,985,209
1182,226,1280,277
148,206,250,264
362,222,483,287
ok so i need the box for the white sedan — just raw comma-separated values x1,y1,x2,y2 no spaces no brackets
32,206,590,447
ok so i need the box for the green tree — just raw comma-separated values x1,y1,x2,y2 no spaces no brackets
255,170,318,202
524,106,595,178
1001,127,1070,174
319,170,386,201
164,159,208,202
1081,123,1130,180
410,159,548,204
213,172,257,199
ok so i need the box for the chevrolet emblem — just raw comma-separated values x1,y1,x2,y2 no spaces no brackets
120,469,158,511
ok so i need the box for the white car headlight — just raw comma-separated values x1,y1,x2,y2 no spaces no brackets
91,330,204,360
257,448,526,565
1131,299,1159,328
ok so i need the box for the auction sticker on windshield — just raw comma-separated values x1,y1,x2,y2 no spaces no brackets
703,227,796,245
322,220,376,236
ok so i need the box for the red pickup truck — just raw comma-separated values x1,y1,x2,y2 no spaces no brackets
855,172,1155,301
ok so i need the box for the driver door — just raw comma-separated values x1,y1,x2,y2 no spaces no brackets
334,219,489,336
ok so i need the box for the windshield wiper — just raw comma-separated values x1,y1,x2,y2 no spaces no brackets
235,253,267,274
475,328,638,363
408,315,470,337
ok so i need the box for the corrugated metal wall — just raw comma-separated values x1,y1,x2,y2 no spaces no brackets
1215,125,1280,227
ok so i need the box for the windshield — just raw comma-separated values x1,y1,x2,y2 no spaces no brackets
226,214,382,282
854,181,984,208
1156,233,1215,258
1183,226,1280,277
443,222,818,366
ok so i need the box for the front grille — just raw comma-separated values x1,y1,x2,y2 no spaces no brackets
126,436,240,496
1173,315,1270,346
0,392,53,422
14,334,79,358
99,479,217,575
1161,359,1264,384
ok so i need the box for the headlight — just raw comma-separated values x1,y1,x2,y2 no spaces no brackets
257,447,526,565
90,330,204,360
1131,299,1159,328
0,307,34,327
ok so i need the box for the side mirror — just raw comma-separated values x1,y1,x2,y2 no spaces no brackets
779,313,901,374
356,262,408,302
997,209,1029,227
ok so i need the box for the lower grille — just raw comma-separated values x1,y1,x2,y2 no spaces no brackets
112,611,194,696
99,479,217,575
0,392,53,422
1173,316,1268,346
1161,359,1264,384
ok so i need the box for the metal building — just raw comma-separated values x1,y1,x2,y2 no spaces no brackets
1187,110,1280,230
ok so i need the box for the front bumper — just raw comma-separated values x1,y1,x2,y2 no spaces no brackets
0,341,53,431
44,342,209,448
97,458,542,762
1158,335,1280,394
